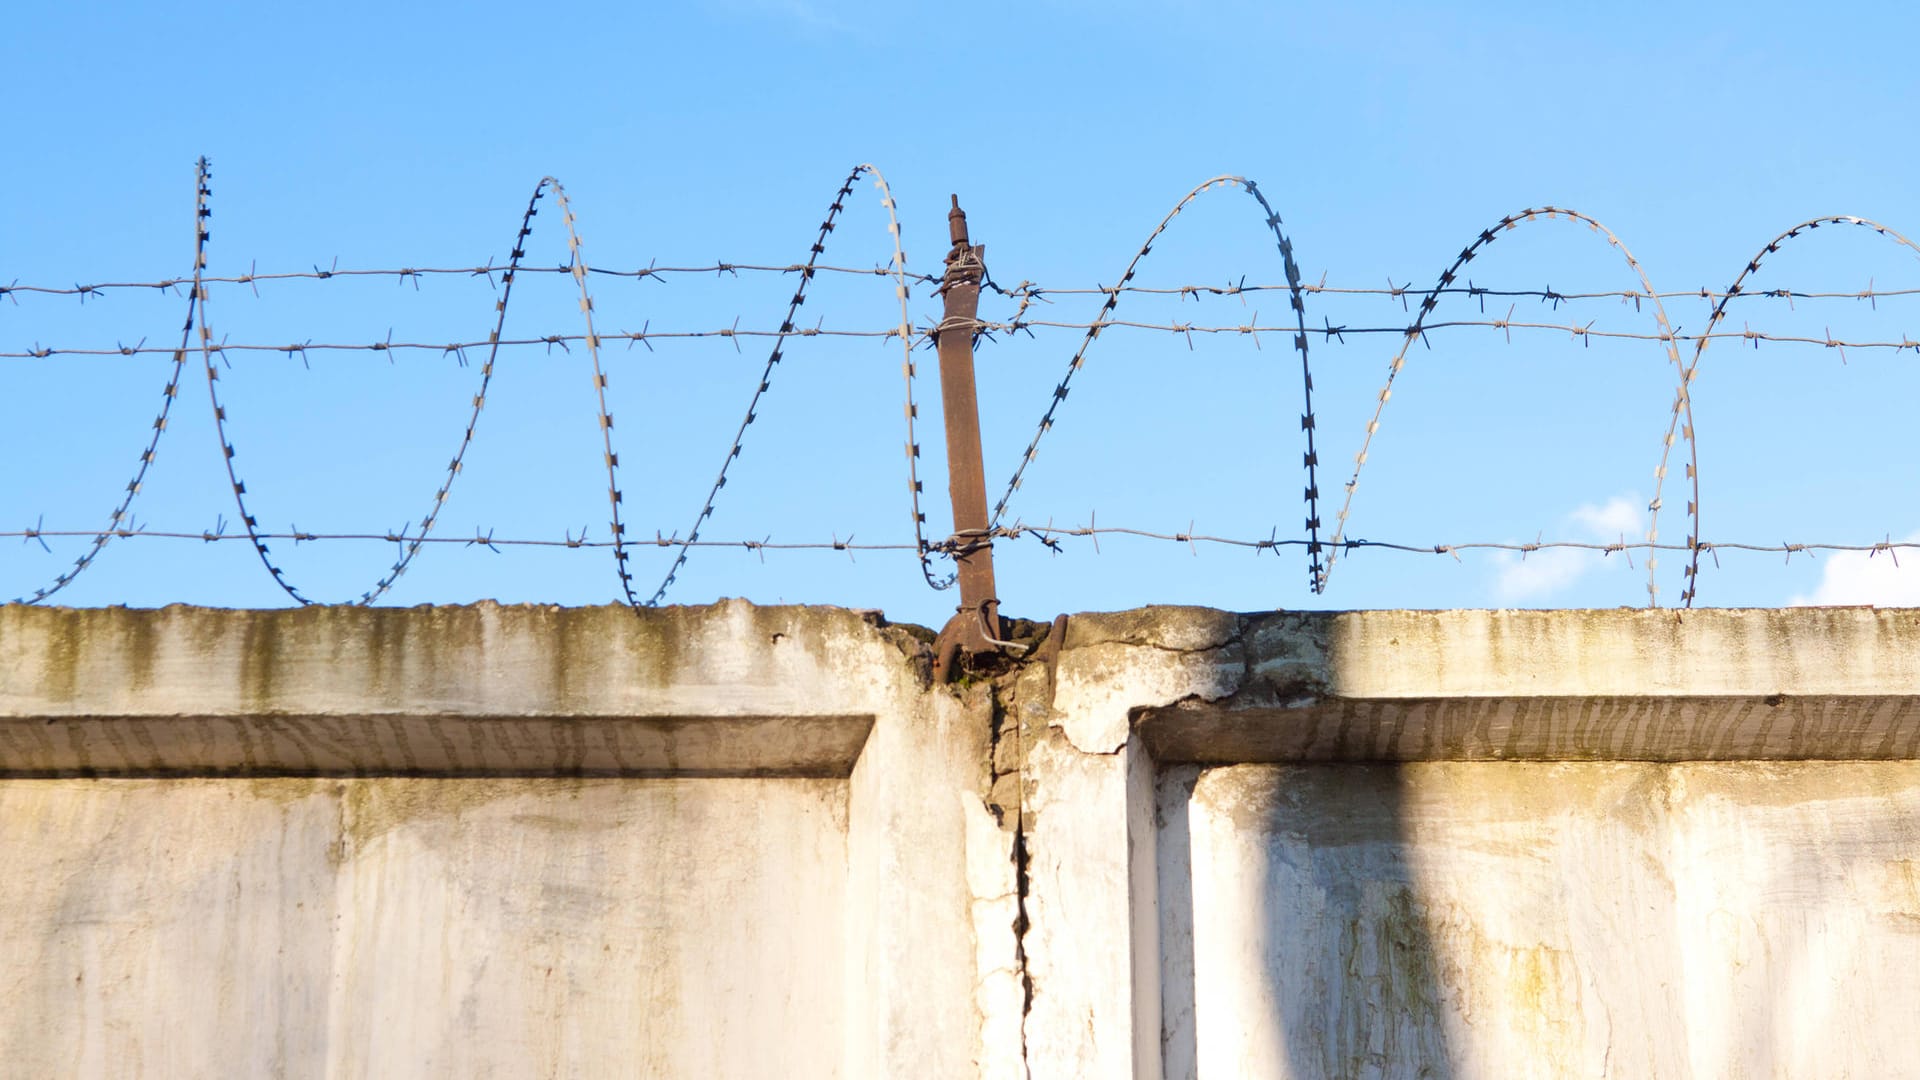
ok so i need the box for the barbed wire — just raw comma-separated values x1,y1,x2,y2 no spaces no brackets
8,523,1914,564
0,326,906,360
15,317,1920,363
12,268,1920,307
976,317,1920,353
0,263,943,301
986,280,1920,307
9,165,1920,610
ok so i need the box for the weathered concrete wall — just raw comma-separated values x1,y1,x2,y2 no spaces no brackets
3,777,848,1077
5,603,1920,1077
0,602,988,1079
1168,761,1920,1078
1029,606,1920,1080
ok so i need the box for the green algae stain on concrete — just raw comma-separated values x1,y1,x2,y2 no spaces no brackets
237,611,284,714
32,610,81,705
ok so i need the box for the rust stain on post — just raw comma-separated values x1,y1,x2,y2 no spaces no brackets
936,196,1001,658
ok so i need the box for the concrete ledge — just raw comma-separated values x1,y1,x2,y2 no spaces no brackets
0,713,875,777
1056,607,1920,763
0,601,925,777
1305,607,1920,698
1061,606,1920,698
1142,696,1920,762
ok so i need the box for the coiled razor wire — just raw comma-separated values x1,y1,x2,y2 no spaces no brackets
8,161,207,604
646,163,947,606
12,166,1920,610
1317,207,1688,606
990,175,1323,589
1649,214,1920,607
198,171,553,605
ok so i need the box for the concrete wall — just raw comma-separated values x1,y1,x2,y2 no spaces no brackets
4,603,1920,1077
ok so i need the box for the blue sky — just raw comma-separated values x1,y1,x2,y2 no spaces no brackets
5,2,1919,624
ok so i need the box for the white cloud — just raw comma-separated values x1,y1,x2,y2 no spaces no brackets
1569,497,1642,539
1789,532,1920,607
1491,495,1646,604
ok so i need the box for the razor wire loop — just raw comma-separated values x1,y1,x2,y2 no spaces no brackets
1649,214,1920,608
197,169,554,606
1318,207,1687,606
989,175,1324,590
353,181,548,604
532,178,636,608
7,163,206,604
646,162,947,606
199,158,324,604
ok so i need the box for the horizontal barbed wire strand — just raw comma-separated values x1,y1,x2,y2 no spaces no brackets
11,270,1917,306
0,263,943,299
14,319,1920,361
9,524,1914,563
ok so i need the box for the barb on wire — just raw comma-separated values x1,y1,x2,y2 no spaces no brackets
1316,207,1688,609
990,175,1324,589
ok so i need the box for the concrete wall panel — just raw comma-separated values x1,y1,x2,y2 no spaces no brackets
0,777,848,1078
1167,762,1920,1079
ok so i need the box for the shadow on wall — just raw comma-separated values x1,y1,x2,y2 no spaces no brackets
1159,763,1456,1080
1160,760,1920,1078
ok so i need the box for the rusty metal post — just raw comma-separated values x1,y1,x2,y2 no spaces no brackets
935,195,1002,658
